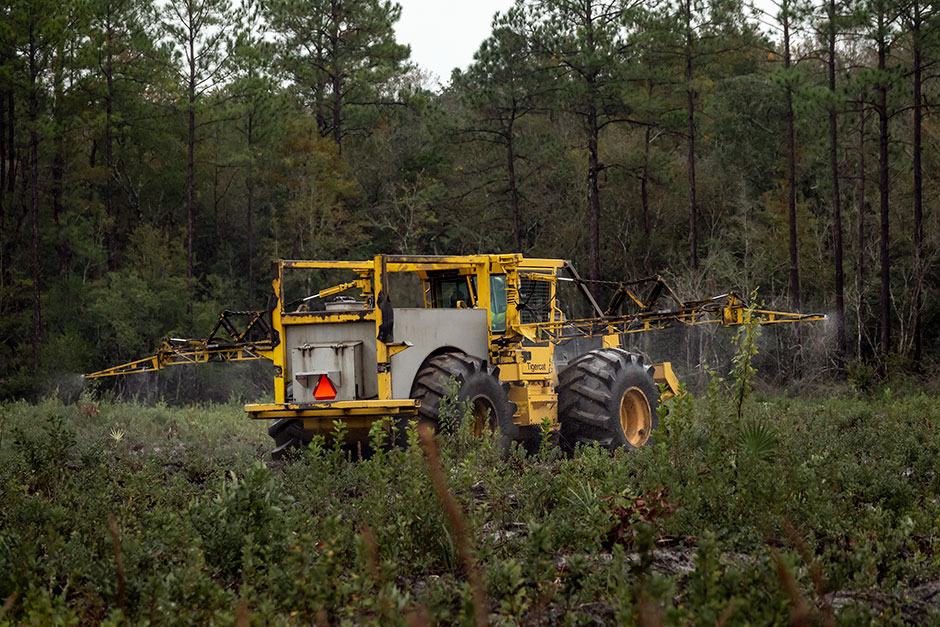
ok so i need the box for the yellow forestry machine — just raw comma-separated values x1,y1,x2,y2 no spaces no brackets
86,255,824,457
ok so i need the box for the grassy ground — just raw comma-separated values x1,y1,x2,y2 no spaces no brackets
2,386,940,625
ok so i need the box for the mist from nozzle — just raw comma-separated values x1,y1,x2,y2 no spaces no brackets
39,372,87,403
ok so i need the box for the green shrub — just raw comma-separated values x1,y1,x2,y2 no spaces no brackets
2,392,940,624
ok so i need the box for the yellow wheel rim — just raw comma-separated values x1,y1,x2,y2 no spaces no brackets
471,396,496,436
620,386,651,447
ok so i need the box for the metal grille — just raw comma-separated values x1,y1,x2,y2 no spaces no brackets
519,278,552,324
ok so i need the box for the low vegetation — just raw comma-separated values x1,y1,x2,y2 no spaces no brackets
2,379,940,624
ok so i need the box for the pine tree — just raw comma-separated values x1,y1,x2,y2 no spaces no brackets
160,0,234,282
865,0,900,362
8,0,70,363
452,7,551,253
87,0,152,271
230,0,283,303
266,0,410,154
520,0,639,285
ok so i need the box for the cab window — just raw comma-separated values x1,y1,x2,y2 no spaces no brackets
430,276,476,308
490,275,507,332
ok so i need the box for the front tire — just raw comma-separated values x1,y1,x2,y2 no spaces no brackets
558,348,659,453
403,352,517,450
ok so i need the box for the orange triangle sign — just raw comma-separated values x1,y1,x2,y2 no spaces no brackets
313,374,337,400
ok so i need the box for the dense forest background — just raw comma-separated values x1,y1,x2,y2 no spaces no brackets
0,0,937,399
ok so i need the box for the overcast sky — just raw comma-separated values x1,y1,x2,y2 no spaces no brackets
394,0,514,87
394,1,781,89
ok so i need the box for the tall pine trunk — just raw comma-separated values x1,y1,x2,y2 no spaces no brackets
828,0,846,360
685,8,698,271
641,125,652,273
331,71,342,153
584,1,601,287
785,19,799,313
246,109,255,303
682,0,701,367
330,0,342,154
52,41,67,275
856,114,867,361
506,116,522,252
315,72,326,136
783,15,802,373
877,27,890,361
0,84,5,289
1,88,12,289
6,91,14,194
587,101,601,286
29,29,42,365
105,5,117,270
911,1,923,364
187,28,196,282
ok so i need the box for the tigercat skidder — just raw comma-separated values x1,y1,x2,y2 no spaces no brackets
86,255,824,457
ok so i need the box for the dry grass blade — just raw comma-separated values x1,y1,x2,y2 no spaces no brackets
405,606,431,627
316,606,329,626
418,424,490,627
361,525,382,584
715,599,741,627
772,550,812,627
107,513,126,611
782,520,834,626
636,590,664,627
235,602,249,627
0,589,19,621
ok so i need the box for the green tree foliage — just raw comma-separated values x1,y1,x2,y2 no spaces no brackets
226,0,284,302
267,115,362,259
160,0,235,281
6,0,73,366
265,0,410,153
520,0,640,284
452,8,552,253
84,0,154,271
2,0,940,397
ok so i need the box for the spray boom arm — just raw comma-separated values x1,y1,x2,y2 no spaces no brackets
84,310,277,379
525,276,826,342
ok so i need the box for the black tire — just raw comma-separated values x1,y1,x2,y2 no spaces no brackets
558,348,659,453
268,381,311,460
268,418,310,460
518,425,560,457
401,352,518,451
268,418,375,460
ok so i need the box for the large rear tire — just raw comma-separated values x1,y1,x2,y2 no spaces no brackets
402,352,517,450
558,348,659,453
